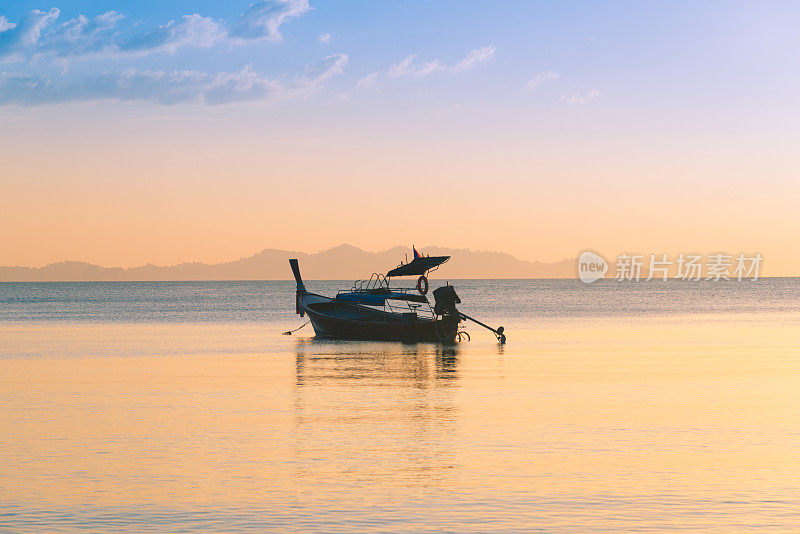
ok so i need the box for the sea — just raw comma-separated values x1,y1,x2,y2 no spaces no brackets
1,279,800,532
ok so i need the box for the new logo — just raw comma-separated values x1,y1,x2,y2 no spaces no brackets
578,251,608,283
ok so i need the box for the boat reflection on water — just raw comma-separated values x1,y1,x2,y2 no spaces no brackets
294,338,461,386
291,338,462,489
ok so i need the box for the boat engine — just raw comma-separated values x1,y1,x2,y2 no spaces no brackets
433,284,461,317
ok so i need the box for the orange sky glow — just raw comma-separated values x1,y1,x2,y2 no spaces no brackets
1,2,798,276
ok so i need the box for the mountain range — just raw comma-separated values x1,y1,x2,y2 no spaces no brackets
0,244,577,281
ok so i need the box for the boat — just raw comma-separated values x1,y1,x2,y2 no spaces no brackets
288,248,505,343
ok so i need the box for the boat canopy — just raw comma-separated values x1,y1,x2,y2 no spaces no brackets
386,255,450,277
335,291,428,306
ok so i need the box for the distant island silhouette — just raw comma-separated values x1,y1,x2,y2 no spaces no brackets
0,244,577,281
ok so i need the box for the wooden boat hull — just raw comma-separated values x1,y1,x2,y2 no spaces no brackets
299,292,459,343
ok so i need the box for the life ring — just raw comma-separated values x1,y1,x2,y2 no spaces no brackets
416,275,429,295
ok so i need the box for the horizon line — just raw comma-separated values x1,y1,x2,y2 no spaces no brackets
0,243,575,271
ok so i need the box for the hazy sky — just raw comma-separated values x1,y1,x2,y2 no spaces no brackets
1,1,798,274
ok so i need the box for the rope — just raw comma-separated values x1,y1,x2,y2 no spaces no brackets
282,321,309,335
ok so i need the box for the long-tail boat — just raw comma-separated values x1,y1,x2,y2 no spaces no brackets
288,248,505,343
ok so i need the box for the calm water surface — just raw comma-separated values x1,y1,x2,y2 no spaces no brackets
1,279,800,532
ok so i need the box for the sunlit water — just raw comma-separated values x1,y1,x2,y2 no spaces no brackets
2,279,800,532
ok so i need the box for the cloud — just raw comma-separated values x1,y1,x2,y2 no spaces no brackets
40,11,125,58
299,53,347,87
202,66,283,105
386,54,417,78
128,114,229,123
317,32,332,44
355,45,495,90
0,3,343,107
0,8,60,60
356,72,379,89
86,69,215,105
0,16,16,33
382,45,494,82
451,45,495,72
118,14,226,55
229,0,310,42
0,72,57,105
0,1,310,61
414,59,443,77
561,89,600,104
525,70,558,91
0,53,348,106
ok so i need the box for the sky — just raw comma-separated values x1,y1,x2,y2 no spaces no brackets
1,1,799,274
